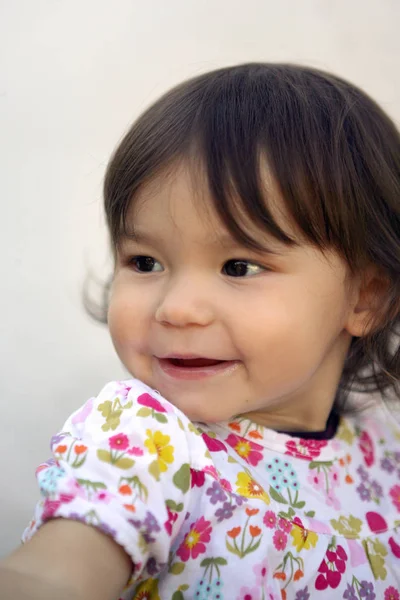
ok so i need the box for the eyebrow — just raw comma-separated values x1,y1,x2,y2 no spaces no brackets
117,228,290,256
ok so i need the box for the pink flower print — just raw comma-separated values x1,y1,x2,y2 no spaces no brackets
385,586,400,600
326,490,341,510
202,432,227,452
347,539,368,567
108,433,129,451
307,470,325,491
127,446,144,456
389,484,400,512
278,517,292,533
114,381,132,397
359,430,374,466
220,478,232,493
263,510,277,529
273,529,288,551
285,438,327,460
137,393,166,413
236,586,262,600
203,465,219,479
253,560,268,586
71,397,94,425
328,465,340,488
93,490,114,504
225,434,263,466
176,517,212,561
265,588,279,600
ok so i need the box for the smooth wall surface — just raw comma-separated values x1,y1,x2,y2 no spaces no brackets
0,0,399,556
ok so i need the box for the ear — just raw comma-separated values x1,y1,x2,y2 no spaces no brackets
345,266,390,338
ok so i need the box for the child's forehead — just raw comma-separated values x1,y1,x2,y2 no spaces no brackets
125,161,301,248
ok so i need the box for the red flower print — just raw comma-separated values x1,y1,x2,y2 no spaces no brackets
389,485,400,512
246,507,259,516
263,510,277,529
108,433,129,450
249,430,263,440
164,507,178,536
74,444,87,455
119,484,132,495
359,430,374,466
176,517,212,561
385,586,400,600
250,525,262,537
293,569,304,581
55,445,67,454
137,393,166,413
227,526,241,539
191,469,206,488
225,434,263,466
389,536,400,558
285,438,327,460
201,433,227,452
272,529,287,551
229,421,241,432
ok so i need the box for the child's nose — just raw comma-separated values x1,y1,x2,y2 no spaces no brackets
154,276,214,327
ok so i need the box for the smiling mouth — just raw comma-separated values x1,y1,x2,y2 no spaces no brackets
155,356,240,380
167,358,224,368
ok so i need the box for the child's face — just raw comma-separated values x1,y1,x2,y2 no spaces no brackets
108,164,359,429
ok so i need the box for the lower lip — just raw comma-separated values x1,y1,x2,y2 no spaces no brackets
155,358,240,381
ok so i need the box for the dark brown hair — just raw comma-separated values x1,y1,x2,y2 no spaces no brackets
93,63,400,406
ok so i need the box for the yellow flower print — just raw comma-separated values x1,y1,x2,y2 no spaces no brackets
290,518,318,552
132,577,160,600
144,429,174,472
236,471,270,504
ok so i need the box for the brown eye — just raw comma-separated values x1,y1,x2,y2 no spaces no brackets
130,256,163,273
223,260,264,277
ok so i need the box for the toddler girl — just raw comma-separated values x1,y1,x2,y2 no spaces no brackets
1,63,399,600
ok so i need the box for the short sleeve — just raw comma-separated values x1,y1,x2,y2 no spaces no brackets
22,379,196,579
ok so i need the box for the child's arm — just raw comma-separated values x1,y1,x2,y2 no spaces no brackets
0,519,131,600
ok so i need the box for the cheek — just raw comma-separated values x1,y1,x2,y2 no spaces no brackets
107,287,146,347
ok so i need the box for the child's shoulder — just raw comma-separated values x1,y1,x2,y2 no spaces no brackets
60,378,212,471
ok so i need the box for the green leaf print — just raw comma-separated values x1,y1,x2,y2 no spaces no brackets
98,400,112,418
330,515,362,538
214,558,227,566
336,420,355,445
98,397,133,432
154,412,168,424
171,592,184,600
77,479,107,491
169,562,185,575
113,457,135,470
96,450,134,470
166,499,184,512
137,407,152,417
173,463,191,493
269,486,288,504
179,585,189,591
149,460,161,481
97,449,113,464
226,539,241,557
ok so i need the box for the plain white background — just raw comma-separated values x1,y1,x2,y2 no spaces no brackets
0,0,399,557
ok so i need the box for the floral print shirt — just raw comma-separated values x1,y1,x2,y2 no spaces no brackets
23,379,400,600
